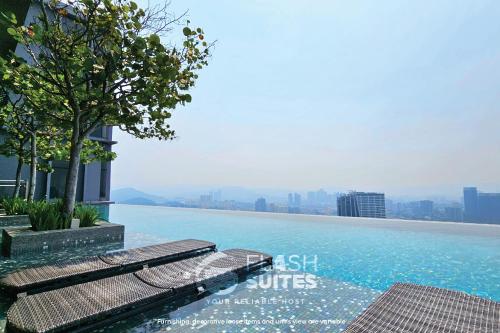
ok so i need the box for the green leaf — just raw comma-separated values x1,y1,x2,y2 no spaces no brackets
149,34,160,44
0,11,17,25
6,27,17,36
183,27,191,36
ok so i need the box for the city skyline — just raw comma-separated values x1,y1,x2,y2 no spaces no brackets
112,0,500,196
110,182,498,204
111,184,481,205
111,185,500,224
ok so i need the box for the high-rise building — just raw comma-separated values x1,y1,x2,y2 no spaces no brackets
287,192,301,213
255,198,267,212
211,190,222,202
417,200,434,220
337,192,386,218
463,187,478,222
464,187,500,224
307,191,316,204
476,193,500,224
444,207,463,222
306,189,335,206
316,189,328,204
293,193,301,207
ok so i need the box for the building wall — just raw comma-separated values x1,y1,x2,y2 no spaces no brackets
477,194,500,224
337,194,359,217
0,1,115,214
338,192,386,219
356,193,386,218
463,187,478,222
463,187,500,224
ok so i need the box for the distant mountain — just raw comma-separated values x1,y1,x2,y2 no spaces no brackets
111,187,165,204
119,197,157,206
146,185,295,203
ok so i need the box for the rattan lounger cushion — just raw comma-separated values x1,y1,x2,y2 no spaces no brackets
6,249,272,333
135,248,271,290
1,257,113,292
1,239,215,293
99,239,214,265
344,283,500,333
7,274,167,333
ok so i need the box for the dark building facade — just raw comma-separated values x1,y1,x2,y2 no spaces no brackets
463,187,500,224
0,1,115,217
337,192,386,218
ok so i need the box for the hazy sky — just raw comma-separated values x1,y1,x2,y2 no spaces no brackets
112,0,500,197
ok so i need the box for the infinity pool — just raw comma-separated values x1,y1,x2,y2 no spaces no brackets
0,204,499,332
113,205,500,299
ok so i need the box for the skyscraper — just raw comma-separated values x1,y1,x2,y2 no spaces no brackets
287,192,301,213
415,200,433,219
337,192,386,218
316,189,328,204
444,207,463,222
463,187,478,222
293,193,301,207
255,198,267,212
211,190,222,202
463,187,500,224
307,191,316,204
476,193,500,224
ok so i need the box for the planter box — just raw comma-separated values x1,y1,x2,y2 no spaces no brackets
2,222,125,257
0,215,30,228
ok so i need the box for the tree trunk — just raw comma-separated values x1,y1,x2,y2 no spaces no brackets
62,131,83,217
12,157,23,198
27,133,37,202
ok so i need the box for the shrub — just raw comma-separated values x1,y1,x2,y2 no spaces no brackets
27,201,71,231
1,197,29,215
74,205,100,227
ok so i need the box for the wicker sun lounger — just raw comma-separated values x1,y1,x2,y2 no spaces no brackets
344,283,500,333
1,239,216,296
6,248,272,333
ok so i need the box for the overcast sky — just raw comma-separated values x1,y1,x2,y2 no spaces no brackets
112,0,500,198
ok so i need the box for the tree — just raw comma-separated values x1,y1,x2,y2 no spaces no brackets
0,0,209,215
0,94,30,198
0,91,115,200
0,91,46,201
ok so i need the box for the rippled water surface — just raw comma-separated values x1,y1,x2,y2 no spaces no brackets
113,205,500,299
0,204,498,332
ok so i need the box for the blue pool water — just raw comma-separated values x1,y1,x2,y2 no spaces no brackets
112,204,500,301
0,204,498,332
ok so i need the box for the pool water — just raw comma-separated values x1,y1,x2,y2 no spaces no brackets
114,205,500,300
0,204,499,332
